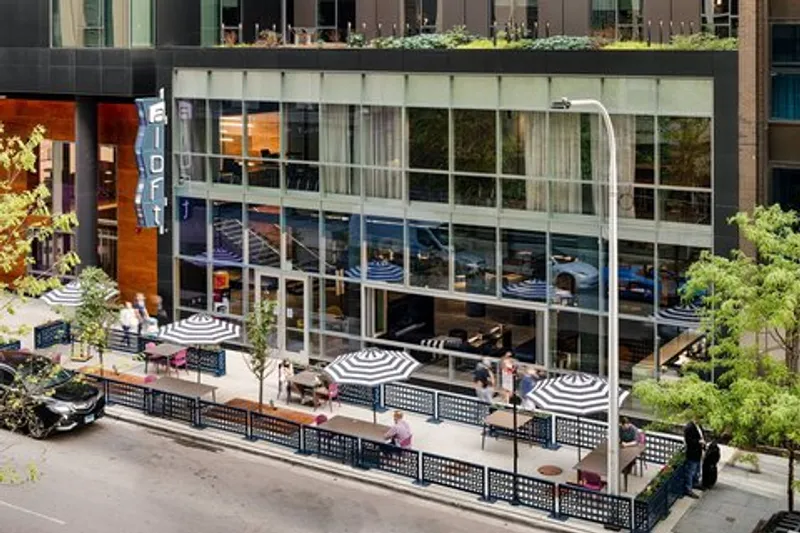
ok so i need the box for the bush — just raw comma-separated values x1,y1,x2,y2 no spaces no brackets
602,33,738,51
371,26,477,49
457,38,530,50
520,36,598,51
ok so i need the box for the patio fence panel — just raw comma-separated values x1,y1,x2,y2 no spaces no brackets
487,468,556,514
421,452,485,497
197,400,249,438
106,328,142,354
555,416,606,450
149,391,197,425
250,411,302,450
337,384,375,408
382,383,435,417
0,340,21,351
640,433,684,465
666,460,688,508
557,484,632,530
359,439,421,481
104,378,149,412
302,426,359,466
632,454,687,533
34,320,70,349
436,392,490,426
187,347,227,377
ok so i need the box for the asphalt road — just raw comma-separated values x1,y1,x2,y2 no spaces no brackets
0,418,546,533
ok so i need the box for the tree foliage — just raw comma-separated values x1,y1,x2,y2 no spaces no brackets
244,299,278,410
73,267,118,371
635,205,800,510
0,124,79,340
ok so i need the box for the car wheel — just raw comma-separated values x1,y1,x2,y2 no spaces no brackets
555,273,576,294
27,416,51,440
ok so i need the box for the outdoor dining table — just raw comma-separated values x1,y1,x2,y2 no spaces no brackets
287,370,324,407
318,415,391,442
481,410,535,450
573,439,646,492
143,343,184,376
148,376,218,402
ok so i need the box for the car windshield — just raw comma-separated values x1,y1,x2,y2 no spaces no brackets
19,359,73,390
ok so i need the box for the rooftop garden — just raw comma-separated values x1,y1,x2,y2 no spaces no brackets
226,26,737,51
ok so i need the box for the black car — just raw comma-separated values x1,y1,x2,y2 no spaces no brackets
0,351,105,439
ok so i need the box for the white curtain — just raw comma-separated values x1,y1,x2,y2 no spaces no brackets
320,105,355,195
364,107,403,200
522,112,548,211
590,115,636,218
550,113,582,214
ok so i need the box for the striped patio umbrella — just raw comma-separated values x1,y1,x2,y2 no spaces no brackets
653,304,701,329
345,261,404,283
323,347,420,422
186,247,243,267
155,314,240,383
502,280,572,302
528,373,629,459
41,280,119,307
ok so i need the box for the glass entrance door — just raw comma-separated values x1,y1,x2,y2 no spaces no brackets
255,271,310,364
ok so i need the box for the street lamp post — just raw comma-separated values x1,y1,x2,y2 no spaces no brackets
551,97,620,495
510,371,521,504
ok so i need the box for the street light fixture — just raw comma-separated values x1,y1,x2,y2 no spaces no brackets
550,96,621,496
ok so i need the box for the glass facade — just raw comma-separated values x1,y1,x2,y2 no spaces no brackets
772,24,800,121
51,0,154,47
173,70,715,385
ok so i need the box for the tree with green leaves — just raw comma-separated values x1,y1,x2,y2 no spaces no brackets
73,267,118,374
635,205,800,510
244,299,278,411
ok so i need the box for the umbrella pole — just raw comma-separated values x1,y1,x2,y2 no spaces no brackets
196,345,202,384
577,416,582,462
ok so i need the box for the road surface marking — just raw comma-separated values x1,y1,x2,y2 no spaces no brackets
0,499,66,526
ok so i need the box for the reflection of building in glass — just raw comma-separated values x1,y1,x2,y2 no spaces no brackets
172,69,726,388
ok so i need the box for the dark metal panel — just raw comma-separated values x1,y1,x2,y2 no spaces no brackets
769,124,800,164
712,52,739,256
75,97,99,269
156,0,201,46
0,0,49,48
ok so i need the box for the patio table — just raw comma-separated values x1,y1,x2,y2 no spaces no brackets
144,343,184,376
149,376,218,402
287,370,324,407
482,410,535,450
573,439,645,492
318,415,390,442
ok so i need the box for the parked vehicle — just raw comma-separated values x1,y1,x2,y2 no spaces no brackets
0,351,104,439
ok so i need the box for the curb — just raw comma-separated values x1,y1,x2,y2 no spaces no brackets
105,406,597,533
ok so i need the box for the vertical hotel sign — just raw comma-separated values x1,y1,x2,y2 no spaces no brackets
134,90,168,234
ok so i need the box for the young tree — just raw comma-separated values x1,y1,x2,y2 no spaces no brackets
73,267,118,374
244,299,278,411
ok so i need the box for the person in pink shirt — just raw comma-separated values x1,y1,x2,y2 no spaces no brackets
384,411,412,448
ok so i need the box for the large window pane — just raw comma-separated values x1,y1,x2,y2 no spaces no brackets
365,217,404,283
455,175,496,207
772,25,800,64
324,212,361,275
501,229,548,302
179,259,207,310
285,208,321,273
212,201,243,261
363,107,403,199
772,74,800,121
286,163,320,192
658,117,711,188
615,240,655,317
285,104,319,161
657,244,705,310
502,111,546,177
635,116,655,184
176,99,207,154
321,105,358,195
322,279,361,335
210,100,244,156
178,197,207,256
408,108,448,171
454,110,496,174
454,225,496,296
409,172,448,203
659,190,712,225
212,265,243,316
551,310,599,374
247,204,281,267
210,157,243,186
246,101,280,158
618,319,654,382
409,220,449,290
550,234,600,310
773,168,800,211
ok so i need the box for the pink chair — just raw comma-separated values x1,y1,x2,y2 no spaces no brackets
398,435,413,449
315,414,328,426
144,342,165,374
581,472,604,491
169,349,188,374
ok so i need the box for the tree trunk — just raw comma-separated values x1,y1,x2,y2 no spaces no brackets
99,348,104,377
789,445,796,512
258,377,264,413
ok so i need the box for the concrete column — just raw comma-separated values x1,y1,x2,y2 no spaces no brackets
75,97,98,269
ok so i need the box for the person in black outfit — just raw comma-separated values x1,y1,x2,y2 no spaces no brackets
684,416,706,498
155,295,169,328
702,439,721,490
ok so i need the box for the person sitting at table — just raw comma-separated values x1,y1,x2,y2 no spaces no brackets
384,410,413,448
277,359,294,400
620,417,641,448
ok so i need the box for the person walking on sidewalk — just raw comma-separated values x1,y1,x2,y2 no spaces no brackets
277,359,294,400
119,302,138,347
473,358,495,404
684,415,706,498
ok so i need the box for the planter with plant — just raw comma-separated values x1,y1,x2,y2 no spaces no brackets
72,267,118,371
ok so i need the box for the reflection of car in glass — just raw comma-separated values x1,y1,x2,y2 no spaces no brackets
602,265,683,305
551,255,600,293
0,352,105,439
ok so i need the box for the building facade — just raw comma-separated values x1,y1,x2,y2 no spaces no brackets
0,0,740,390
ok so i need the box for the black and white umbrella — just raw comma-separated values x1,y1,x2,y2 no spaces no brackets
502,279,573,303
155,314,240,383
323,347,420,422
528,373,629,459
653,304,701,329
345,261,404,283
41,280,118,307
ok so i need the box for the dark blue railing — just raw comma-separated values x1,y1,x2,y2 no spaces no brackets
34,320,71,349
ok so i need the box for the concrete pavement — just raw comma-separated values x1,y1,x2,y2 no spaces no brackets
0,418,555,533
